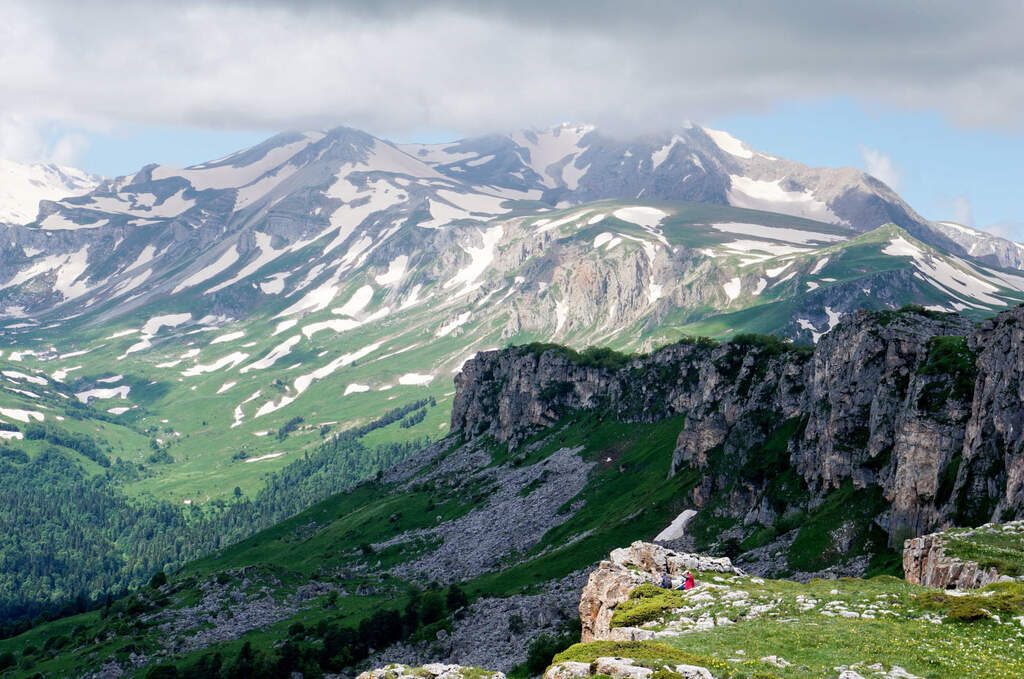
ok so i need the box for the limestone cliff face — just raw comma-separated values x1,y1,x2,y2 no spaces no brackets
452,307,1024,542
902,534,1001,590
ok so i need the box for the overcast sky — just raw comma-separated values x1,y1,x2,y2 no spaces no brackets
1,0,1022,234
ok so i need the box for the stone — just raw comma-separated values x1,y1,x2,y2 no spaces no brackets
357,664,506,679
543,661,592,679
672,664,715,679
579,541,742,642
760,655,792,668
902,534,1002,589
592,657,654,679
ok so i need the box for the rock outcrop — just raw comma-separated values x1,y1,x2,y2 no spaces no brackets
579,541,740,642
453,307,1024,546
903,520,1023,589
902,534,1001,590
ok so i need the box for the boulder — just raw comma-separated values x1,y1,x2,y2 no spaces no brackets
543,661,592,679
579,541,742,642
592,657,653,679
902,534,1001,589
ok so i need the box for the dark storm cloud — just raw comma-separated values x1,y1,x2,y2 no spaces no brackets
1,0,1023,152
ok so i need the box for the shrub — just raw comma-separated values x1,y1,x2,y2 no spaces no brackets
946,600,990,622
149,571,168,590
612,589,689,627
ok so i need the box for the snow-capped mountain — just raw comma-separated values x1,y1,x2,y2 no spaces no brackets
0,158,102,225
2,122,1020,327
3,122,1024,503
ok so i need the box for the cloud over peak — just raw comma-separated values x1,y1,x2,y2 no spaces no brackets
2,1,1023,148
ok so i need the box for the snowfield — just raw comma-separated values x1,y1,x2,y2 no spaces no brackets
613,206,668,229
712,222,844,245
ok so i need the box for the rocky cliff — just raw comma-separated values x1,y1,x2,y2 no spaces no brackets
453,307,1024,557
902,534,1002,590
903,519,1024,589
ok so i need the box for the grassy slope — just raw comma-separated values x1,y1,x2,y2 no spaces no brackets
558,575,1024,679
0,414,695,677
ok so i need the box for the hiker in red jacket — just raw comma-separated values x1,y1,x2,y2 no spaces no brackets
681,571,695,590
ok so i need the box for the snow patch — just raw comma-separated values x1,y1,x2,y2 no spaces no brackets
723,277,742,301
181,352,249,377
344,383,370,395
374,255,408,286
211,331,245,345
655,509,698,542
0,407,44,423
240,336,300,373
704,127,754,158
712,222,843,245
613,206,668,229
76,386,130,403
436,311,472,338
335,285,375,316
398,373,434,386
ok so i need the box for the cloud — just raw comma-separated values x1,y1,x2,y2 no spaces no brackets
859,147,901,192
0,114,90,166
978,220,1024,243
2,1,1024,153
951,196,974,227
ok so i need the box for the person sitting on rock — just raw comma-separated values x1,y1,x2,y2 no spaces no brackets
659,571,672,588
678,571,695,590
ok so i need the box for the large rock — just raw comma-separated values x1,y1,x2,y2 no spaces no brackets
903,533,1002,589
579,541,741,642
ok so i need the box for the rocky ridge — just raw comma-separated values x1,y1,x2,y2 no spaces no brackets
453,307,1024,551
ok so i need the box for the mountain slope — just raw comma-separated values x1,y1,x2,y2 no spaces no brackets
5,305,1024,678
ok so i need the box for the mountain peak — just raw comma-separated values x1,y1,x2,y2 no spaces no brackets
0,157,102,225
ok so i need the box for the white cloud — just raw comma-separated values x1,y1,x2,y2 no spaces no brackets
1,1,1023,163
0,113,90,166
859,146,901,192
952,196,974,227
980,221,1024,242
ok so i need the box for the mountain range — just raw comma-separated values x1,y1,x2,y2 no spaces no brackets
1,122,1024,624
3,125,1024,505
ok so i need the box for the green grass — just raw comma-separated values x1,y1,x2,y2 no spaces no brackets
553,640,736,677
941,524,1024,577
571,575,1024,679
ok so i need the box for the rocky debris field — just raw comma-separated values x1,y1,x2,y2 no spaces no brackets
356,663,505,679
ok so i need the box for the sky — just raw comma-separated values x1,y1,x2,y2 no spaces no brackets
1,0,1022,237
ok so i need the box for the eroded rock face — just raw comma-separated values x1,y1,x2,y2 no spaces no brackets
453,307,1024,545
578,541,741,642
902,534,1001,589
